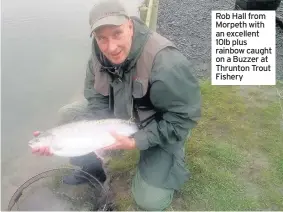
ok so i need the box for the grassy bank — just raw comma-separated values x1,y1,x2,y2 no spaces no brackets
107,80,283,211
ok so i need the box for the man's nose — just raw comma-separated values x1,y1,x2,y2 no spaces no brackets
107,39,118,52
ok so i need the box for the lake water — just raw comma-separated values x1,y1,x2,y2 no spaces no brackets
1,0,143,209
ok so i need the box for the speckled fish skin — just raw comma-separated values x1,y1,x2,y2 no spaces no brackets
28,119,139,157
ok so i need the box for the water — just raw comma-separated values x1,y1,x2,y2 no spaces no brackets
1,0,143,209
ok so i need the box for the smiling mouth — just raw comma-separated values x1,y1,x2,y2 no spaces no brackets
111,51,121,57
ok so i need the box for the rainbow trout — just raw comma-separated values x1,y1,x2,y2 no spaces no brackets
28,119,138,157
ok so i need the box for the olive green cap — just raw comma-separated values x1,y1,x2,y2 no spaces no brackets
89,0,129,36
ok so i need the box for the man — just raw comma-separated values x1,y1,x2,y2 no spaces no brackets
32,0,202,210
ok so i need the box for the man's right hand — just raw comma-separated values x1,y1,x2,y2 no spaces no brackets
31,131,53,156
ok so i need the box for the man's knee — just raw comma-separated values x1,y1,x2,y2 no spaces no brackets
134,194,173,211
131,170,174,211
132,184,174,211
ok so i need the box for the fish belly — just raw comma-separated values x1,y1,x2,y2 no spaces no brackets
49,132,115,157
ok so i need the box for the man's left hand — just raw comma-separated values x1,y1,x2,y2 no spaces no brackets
100,131,136,150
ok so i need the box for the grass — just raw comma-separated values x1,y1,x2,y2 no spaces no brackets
107,80,283,211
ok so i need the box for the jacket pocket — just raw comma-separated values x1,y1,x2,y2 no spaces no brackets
167,156,190,190
166,145,190,190
132,78,148,99
111,80,131,119
94,71,110,96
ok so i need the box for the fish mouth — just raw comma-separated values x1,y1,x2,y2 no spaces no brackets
28,139,36,146
28,137,40,148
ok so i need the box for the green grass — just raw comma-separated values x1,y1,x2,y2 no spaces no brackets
107,80,283,211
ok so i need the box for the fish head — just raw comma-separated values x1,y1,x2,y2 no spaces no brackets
28,131,55,149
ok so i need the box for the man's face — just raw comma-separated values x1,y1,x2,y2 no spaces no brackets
94,19,134,65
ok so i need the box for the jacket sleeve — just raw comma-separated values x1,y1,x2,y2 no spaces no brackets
132,47,202,150
84,56,111,119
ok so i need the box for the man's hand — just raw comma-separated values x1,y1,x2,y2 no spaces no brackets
31,131,53,156
101,131,136,151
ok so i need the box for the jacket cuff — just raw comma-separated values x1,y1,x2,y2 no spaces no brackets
132,130,151,150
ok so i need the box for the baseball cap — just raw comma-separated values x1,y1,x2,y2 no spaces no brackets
89,0,129,36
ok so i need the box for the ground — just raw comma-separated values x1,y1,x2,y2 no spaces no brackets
106,79,283,211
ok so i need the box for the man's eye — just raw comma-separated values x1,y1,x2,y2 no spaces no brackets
114,31,121,37
98,37,106,42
